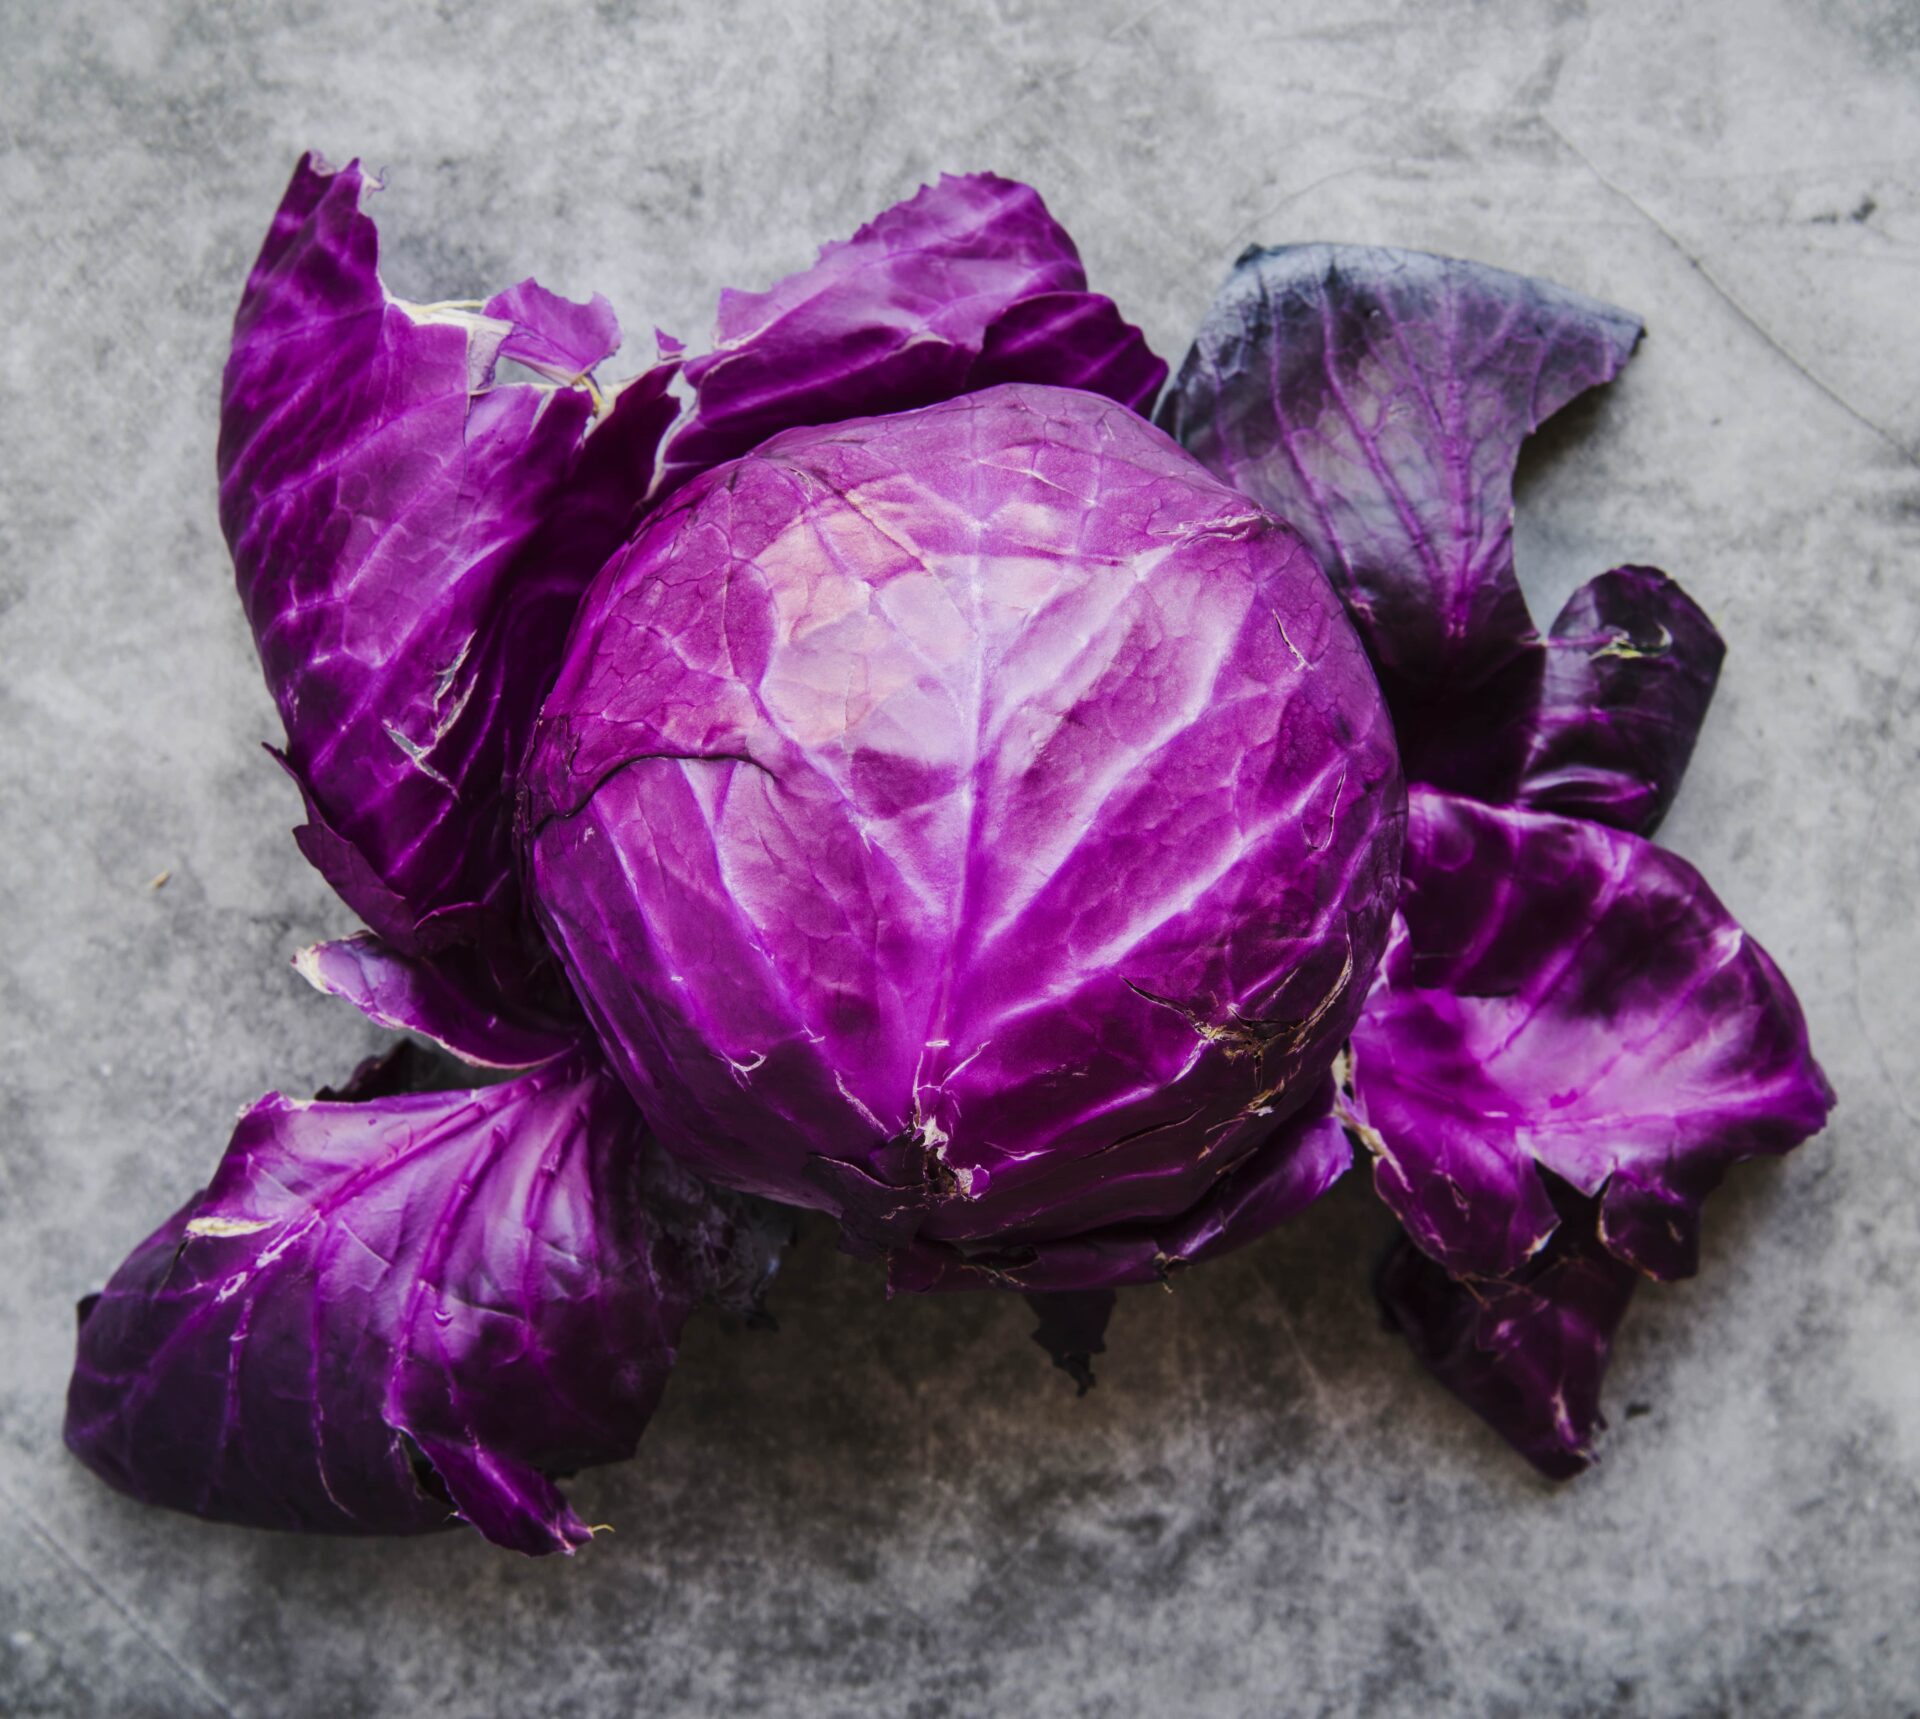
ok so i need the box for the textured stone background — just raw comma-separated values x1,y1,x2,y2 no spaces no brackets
3,1,1916,1714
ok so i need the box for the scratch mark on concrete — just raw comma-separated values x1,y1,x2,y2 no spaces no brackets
1541,116,1919,468
0,1480,239,1718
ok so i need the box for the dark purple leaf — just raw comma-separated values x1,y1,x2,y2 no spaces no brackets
1158,245,1640,797
1348,789,1834,1282
966,290,1169,409
64,1054,782,1554
1376,1191,1639,1480
1515,565,1726,835
649,173,1166,497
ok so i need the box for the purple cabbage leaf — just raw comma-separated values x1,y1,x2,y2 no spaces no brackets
1375,1187,1639,1479
1348,788,1833,1285
293,933,583,1069
219,154,677,996
1157,244,1651,800
64,1052,783,1555
649,173,1167,498
1514,564,1726,834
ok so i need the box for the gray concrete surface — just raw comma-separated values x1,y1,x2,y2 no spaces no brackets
3,1,1916,1714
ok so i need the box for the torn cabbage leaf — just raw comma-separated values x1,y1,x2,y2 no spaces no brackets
1375,1191,1639,1480
1157,244,1644,800
64,1053,783,1555
1348,789,1834,1283
650,173,1167,497
219,154,676,984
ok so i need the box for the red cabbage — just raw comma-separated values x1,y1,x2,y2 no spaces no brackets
523,384,1403,1262
62,156,1837,1547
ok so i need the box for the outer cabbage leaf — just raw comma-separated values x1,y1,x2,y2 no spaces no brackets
1376,1192,1639,1480
525,385,1403,1254
293,933,581,1069
1157,245,1640,797
1348,789,1834,1282
481,279,621,382
219,154,676,973
888,1077,1350,1294
925,1081,1346,1391
650,174,1166,497
64,1054,781,1555
1515,565,1726,834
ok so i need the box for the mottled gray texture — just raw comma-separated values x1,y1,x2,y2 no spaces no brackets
1,0,1915,1714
